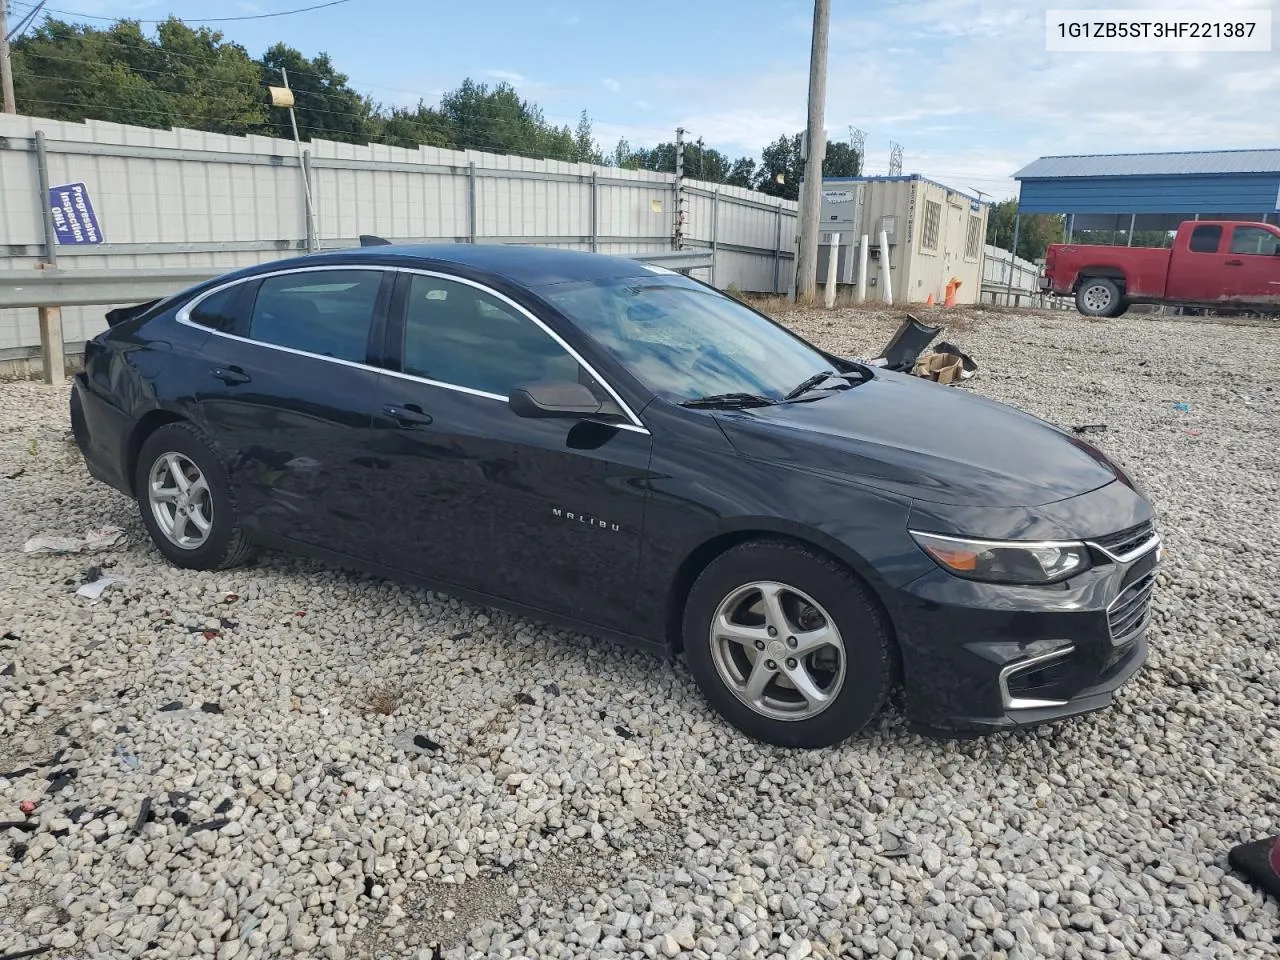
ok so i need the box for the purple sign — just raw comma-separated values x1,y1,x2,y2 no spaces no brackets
48,182,104,245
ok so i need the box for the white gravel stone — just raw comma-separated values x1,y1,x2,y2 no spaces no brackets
1,306,1278,958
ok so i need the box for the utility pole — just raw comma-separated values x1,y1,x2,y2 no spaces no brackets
1,1,17,115
795,0,830,302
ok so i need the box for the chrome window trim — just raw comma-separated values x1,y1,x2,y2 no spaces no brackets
998,645,1075,710
174,264,650,436
1085,532,1161,565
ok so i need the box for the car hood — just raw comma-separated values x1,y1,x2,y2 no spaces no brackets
714,370,1120,507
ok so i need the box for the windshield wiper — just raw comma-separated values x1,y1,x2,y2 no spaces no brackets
679,392,778,409
782,370,837,401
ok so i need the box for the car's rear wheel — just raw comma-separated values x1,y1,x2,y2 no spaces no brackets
1076,277,1124,317
135,422,253,570
682,539,892,748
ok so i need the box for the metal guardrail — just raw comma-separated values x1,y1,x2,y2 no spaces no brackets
0,267,222,310
0,249,715,312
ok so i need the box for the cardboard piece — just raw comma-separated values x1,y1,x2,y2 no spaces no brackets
912,352,966,385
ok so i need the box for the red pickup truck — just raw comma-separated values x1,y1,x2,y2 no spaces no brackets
1040,220,1280,317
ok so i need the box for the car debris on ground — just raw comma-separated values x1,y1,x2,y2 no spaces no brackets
865,314,977,386
21,525,126,555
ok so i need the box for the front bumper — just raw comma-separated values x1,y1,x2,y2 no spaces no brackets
889,527,1160,732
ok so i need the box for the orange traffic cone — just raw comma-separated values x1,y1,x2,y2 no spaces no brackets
944,277,962,308
925,293,935,306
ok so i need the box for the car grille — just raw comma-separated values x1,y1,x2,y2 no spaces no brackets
1092,520,1156,559
1108,571,1156,644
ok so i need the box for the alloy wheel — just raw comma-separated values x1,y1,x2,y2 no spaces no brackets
708,580,847,722
147,451,214,550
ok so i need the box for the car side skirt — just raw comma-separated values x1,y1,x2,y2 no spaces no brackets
249,530,673,658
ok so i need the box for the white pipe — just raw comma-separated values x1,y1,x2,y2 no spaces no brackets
879,228,893,304
824,232,840,308
857,234,868,303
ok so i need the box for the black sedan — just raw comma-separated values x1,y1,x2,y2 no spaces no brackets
71,245,1160,748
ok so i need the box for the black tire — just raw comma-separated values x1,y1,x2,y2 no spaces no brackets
1075,277,1123,318
682,539,893,749
134,421,254,570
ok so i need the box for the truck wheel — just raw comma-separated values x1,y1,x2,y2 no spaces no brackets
1076,277,1122,317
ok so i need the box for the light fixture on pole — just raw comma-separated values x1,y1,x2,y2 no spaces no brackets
271,70,317,252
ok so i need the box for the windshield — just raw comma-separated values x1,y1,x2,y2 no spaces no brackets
540,275,835,403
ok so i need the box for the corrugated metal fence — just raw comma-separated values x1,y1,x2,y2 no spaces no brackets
0,113,797,359
982,244,1041,291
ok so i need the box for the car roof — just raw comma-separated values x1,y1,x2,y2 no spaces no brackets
281,243,662,288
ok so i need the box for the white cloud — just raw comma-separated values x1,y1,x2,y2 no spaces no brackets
484,70,527,85
603,78,622,93
591,0,1278,199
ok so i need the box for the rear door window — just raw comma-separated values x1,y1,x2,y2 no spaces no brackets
247,270,385,363
1188,225,1223,254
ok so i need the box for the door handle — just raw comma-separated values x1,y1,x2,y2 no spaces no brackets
1225,259,1244,266
383,403,433,427
211,366,251,385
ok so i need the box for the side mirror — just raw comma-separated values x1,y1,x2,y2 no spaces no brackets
508,380,623,420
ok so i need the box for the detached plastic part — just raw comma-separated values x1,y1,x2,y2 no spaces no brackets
875,315,943,372
1228,836,1280,901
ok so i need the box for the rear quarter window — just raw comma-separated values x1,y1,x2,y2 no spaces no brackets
187,285,244,331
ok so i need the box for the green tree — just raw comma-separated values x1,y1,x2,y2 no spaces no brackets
725,157,756,188
985,199,1065,261
823,140,861,178
258,43,373,144
148,19,267,134
374,100,455,150
572,110,604,164
755,134,801,199
12,17,265,134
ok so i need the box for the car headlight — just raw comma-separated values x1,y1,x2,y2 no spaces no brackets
910,531,1090,585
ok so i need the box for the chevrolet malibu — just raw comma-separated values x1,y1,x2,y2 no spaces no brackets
71,245,1160,748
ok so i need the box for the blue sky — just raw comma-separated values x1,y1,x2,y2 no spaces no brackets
11,0,1279,198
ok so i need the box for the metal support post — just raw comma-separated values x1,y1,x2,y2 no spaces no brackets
468,161,477,243
710,187,719,286
773,206,783,293
590,171,598,252
34,131,64,384
1006,203,1022,303
302,149,316,252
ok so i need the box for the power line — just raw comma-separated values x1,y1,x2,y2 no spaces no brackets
18,0,354,24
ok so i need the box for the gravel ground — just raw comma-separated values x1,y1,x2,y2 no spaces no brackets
1,305,1279,960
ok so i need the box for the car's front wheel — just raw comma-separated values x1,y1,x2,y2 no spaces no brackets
135,421,253,570
682,540,893,748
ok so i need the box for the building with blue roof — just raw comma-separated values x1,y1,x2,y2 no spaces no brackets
1012,149,1280,242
